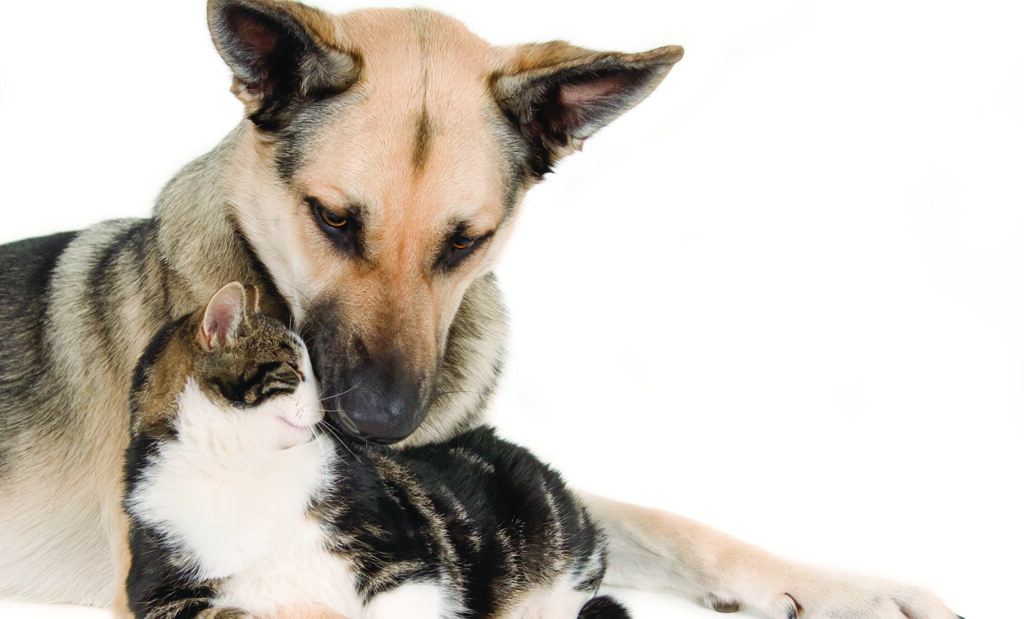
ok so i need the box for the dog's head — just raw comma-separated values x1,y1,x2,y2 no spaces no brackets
207,0,682,444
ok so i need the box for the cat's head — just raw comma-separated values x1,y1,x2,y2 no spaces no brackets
132,282,322,451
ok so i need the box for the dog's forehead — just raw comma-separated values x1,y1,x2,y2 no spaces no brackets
331,8,501,69
297,8,512,230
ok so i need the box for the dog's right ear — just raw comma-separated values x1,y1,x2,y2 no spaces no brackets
493,42,683,179
200,282,247,351
207,0,360,130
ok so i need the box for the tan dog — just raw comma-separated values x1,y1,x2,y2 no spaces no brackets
0,1,958,617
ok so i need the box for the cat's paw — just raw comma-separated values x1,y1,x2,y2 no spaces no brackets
268,603,350,619
709,569,961,619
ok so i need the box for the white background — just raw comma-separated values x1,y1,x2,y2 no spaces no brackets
2,0,1022,617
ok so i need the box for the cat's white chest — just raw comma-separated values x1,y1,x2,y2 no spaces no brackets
128,383,361,615
216,535,361,617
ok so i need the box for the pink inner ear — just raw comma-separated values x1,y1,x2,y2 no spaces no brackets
560,76,623,108
202,283,246,350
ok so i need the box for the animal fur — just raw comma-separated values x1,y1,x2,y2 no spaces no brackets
0,1,960,618
122,283,624,618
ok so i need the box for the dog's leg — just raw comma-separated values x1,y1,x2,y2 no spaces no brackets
103,481,133,619
578,492,960,619
109,516,133,619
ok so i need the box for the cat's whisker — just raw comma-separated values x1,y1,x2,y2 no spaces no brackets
315,421,358,460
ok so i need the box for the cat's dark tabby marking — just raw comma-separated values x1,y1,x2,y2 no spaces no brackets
123,282,628,619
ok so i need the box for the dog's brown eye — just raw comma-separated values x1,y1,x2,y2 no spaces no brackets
321,211,347,228
309,197,364,257
437,231,494,272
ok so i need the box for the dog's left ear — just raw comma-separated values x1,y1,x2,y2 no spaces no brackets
207,0,360,130
493,43,683,178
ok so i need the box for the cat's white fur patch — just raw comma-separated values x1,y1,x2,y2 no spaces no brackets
505,575,592,619
362,582,449,619
129,379,328,573
127,376,364,616
126,355,595,618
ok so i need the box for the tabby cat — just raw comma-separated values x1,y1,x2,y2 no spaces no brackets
122,282,627,619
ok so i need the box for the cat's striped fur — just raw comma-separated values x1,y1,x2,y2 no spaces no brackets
123,283,627,619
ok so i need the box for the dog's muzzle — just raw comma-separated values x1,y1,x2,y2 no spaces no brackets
317,350,430,445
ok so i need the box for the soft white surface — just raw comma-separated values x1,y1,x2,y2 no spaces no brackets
2,0,1021,617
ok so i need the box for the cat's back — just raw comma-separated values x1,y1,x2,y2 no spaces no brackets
333,426,608,617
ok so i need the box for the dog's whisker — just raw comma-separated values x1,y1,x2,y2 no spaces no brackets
320,381,362,402
432,390,481,399
273,279,313,305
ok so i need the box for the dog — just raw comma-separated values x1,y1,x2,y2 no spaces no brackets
0,1,960,617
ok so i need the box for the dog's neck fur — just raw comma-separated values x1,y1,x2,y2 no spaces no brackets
151,124,291,322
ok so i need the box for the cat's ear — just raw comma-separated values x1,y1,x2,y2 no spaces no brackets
201,282,247,351
243,284,261,314
492,42,683,178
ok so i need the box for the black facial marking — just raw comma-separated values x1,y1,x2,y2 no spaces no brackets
308,197,365,258
436,226,494,273
412,106,434,173
212,361,299,408
273,97,355,184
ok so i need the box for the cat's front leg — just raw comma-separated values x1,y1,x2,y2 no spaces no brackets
192,606,255,619
577,492,962,619
132,600,252,619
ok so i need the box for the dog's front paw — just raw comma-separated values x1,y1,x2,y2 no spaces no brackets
713,568,961,619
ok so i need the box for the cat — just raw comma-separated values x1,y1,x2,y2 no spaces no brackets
122,282,628,619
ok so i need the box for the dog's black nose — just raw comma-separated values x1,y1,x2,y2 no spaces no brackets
322,354,428,444
331,395,424,445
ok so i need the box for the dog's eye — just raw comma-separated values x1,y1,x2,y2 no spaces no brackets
437,231,493,272
311,199,347,229
322,211,347,228
308,197,363,256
